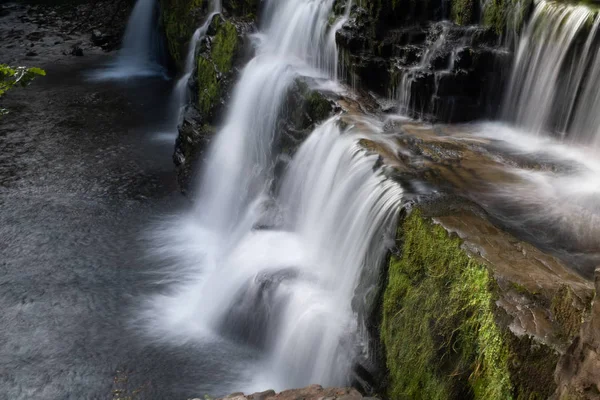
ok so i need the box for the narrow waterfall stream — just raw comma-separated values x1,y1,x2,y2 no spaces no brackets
170,1,222,131
143,0,404,391
91,0,167,79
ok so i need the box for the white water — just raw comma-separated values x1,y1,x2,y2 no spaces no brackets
503,0,600,147
144,0,403,391
90,0,166,79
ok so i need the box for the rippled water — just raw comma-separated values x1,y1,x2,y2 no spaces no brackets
0,56,257,400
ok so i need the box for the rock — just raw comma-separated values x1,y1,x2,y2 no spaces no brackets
70,44,83,56
354,120,598,399
554,267,600,399
336,4,509,123
215,385,364,400
91,29,107,46
172,14,254,193
26,50,37,56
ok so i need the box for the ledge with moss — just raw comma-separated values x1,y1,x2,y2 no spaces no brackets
381,208,593,399
354,118,598,399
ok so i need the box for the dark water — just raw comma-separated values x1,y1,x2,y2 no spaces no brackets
0,56,255,400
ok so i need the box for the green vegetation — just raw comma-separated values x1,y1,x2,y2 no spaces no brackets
197,57,219,116
551,285,587,340
160,0,205,66
452,0,475,25
0,64,45,115
211,20,238,73
482,0,533,35
195,19,239,115
381,210,557,400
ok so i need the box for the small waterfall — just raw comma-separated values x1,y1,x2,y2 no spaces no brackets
171,5,221,130
147,0,403,390
502,0,600,147
91,0,166,79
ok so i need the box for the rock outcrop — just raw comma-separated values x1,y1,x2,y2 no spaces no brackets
352,116,598,399
203,385,368,400
336,1,515,122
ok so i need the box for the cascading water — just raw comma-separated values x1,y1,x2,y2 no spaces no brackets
502,0,600,147
144,0,403,391
170,3,221,130
91,0,166,79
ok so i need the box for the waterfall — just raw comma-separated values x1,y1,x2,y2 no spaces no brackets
502,0,600,147
91,0,166,79
146,0,403,390
171,1,222,130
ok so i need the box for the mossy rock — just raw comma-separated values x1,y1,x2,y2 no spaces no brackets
452,0,476,25
194,17,243,120
381,210,560,400
223,0,259,18
481,0,533,35
159,0,207,67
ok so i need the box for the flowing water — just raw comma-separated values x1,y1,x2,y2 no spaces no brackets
503,0,600,147
90,0,167,79
142,0,404,391
170,0,222,131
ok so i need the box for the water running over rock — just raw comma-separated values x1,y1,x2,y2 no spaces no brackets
503,0,600,147
146,0,403,390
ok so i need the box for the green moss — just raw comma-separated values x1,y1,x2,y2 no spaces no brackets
223,0,258,17
211,20,239,73
160,0,205,66
551,285,585,340
305,91,332,123
196,57,219,116
452,0,475,25
482,0,533,35
382,210,512,399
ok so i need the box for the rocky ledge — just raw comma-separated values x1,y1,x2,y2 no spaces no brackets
350,115,600,399
200,385,373,400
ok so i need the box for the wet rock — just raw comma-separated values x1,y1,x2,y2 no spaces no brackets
213,385,365,400
555,268,600,399
70,44,83,56
91,29,108,46
172,14,255,193
356,121,599,399
336,5,509,122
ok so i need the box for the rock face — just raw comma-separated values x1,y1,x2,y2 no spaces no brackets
354,117,598,399
206,385,366,400
336,1,512,122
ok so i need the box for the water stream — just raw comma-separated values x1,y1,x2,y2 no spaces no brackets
143,0,404,390
90,0,167,79
503,0,600,147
